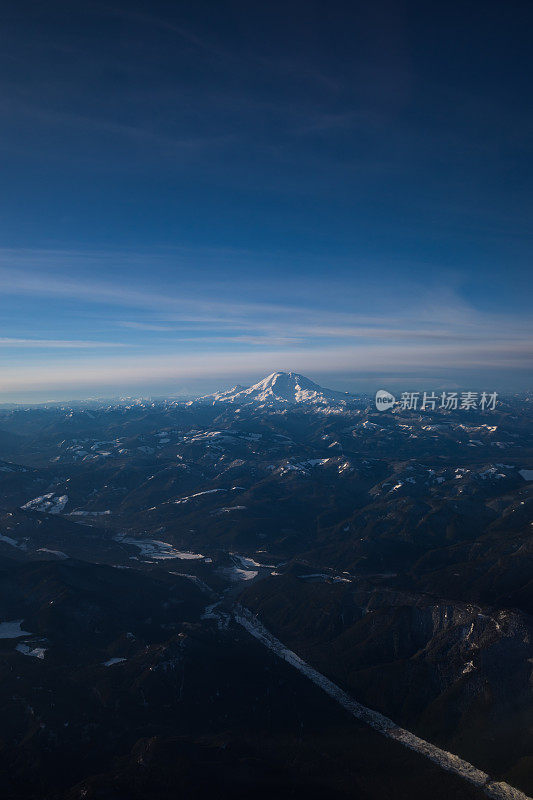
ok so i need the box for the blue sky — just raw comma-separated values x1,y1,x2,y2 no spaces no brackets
0,0,531,400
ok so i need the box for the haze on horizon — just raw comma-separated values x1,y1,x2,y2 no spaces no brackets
0,0,531,402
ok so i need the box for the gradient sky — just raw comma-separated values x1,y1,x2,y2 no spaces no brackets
0,0,531,400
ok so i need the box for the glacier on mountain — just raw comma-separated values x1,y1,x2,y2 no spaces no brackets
191,371,351,409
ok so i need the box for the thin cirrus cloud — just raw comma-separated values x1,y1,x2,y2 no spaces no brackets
1,341,531,394
0,260,307,322
0,248,527,324
0,249,531,398
0,338,125,348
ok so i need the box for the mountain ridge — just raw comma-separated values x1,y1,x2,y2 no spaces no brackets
190,371,351,408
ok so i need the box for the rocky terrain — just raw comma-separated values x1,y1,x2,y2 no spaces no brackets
0,374,531,799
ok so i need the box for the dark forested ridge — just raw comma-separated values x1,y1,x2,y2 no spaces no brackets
0,383,531,798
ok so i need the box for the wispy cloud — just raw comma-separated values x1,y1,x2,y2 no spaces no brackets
1,99,235,155
0,338,125,349
1,340,530,394
118,321,181,332
0,247,530,398
0,250,529,336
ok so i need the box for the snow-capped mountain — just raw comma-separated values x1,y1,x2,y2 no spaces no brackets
192,372,351,409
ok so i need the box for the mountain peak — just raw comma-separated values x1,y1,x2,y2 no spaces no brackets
193,372,350,409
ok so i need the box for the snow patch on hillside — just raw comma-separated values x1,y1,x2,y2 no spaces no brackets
0,620,32,638
115,536,204,561
16,643,47,659
234,606,532,800
21,493,68,514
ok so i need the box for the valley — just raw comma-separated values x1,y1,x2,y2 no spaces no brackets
0,373,531,799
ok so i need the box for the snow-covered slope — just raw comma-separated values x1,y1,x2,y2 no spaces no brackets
192,372,351,409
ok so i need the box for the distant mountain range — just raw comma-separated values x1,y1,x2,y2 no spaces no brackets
0,376,532,800
191,371,351,408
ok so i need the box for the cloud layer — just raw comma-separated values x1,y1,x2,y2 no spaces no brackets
1,247,530,400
